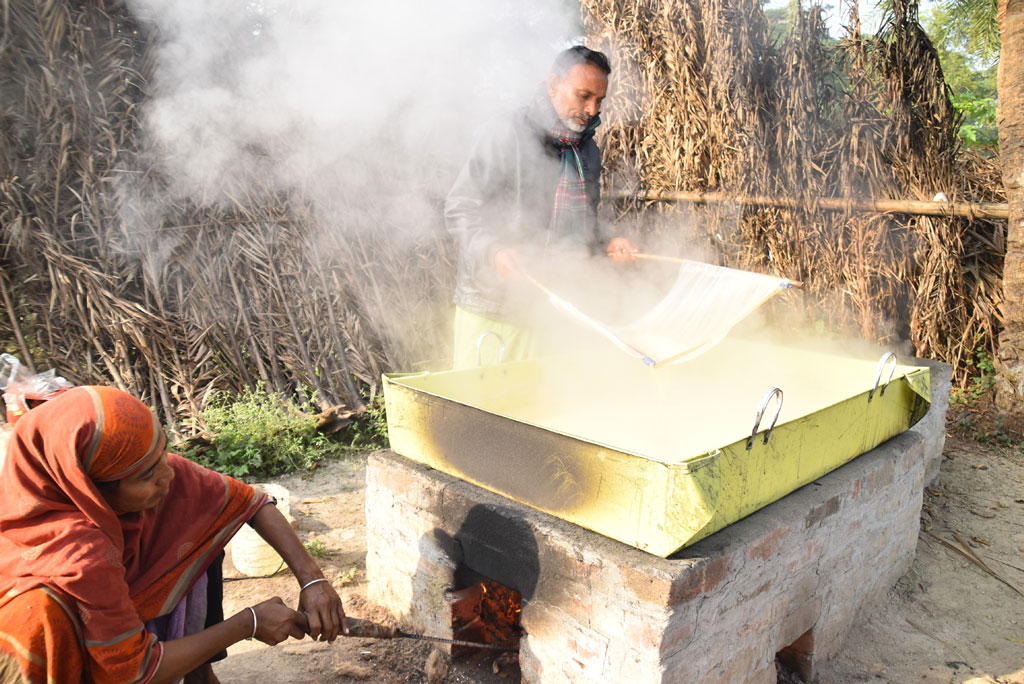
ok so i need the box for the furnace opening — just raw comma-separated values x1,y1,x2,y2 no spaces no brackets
447,567,522,675
776,628,814,682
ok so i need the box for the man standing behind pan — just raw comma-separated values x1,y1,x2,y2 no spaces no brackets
445,45,638,369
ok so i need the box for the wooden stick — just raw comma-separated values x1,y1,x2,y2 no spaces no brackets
609,190,1009,220
0,273,36,374
904,618,960,654
633,253,805,289
924,529,1024,599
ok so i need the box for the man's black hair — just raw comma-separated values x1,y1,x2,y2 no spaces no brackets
552,45,611,77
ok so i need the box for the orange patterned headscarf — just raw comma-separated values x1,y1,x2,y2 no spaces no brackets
0,387,268,684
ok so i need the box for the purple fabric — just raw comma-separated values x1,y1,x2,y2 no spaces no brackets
144,572,209,683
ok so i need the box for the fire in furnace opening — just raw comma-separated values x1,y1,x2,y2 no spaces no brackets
447,567,522,671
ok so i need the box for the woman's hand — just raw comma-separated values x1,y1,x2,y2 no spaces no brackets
246,503,349,643
153,595,307,684
298,580,348,642
251,597,308,645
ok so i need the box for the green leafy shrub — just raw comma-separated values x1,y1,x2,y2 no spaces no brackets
950,334,996,408
345,396,390,450
182,384,350,480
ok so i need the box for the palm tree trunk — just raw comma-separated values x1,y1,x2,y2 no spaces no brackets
996,0,1024,411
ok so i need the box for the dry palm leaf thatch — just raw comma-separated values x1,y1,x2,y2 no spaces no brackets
1,0,454,430
583,0,1004,384
0,0,1008,434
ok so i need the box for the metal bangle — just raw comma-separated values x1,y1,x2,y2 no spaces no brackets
300,577,329,593
246,606,257,640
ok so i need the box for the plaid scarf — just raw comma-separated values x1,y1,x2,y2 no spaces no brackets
547,124,588,245
540,95,599,246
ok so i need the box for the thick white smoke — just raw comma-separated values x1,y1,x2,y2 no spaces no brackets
118,0,586,368
128,0,582,215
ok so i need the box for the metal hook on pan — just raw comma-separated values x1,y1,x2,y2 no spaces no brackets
747,387,784,451
869,352,897,402
475,331,506,367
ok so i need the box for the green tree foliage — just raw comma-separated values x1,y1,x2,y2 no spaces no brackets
764,6,793,43
926,0,1000,61
925,3,998,95
763,0,837,43
923,0,999,149
953,93,998,147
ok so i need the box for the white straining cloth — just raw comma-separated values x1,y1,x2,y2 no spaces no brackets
612,260,792,366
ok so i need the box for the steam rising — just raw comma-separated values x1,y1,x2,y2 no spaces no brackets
116,0,599,368
119,0,879,372
129,1,581,211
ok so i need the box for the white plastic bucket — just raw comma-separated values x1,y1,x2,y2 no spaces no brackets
230,483,291,577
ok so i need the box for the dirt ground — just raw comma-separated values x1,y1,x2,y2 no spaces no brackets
215,455,517,684
815,429,1024,684
213,427,1024,684
5,419,1021,682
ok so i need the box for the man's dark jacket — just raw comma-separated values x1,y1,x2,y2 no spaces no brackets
444,97,604,319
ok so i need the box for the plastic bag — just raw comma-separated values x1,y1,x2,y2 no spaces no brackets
1,354,74,425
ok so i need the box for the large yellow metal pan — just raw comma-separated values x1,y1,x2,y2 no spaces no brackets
383,337,930,557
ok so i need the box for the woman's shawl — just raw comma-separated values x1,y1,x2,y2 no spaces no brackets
0,386,268,684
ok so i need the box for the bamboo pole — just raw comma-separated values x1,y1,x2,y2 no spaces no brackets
609,190,1009,220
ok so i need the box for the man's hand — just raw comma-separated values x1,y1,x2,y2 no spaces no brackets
606,237,638,263
494,248,520,277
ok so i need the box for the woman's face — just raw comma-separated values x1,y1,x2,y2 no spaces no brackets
101,449,175,514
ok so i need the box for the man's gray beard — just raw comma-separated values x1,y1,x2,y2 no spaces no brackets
562,117,587,133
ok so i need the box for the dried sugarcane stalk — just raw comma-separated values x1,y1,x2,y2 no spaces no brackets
0,0,1008,433
227,267,270,387
0,273,36,374
318,264,363,410
246,268,288,396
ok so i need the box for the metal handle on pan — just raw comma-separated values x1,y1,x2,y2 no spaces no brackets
747,387,784,450
869,352,897,402
475,331,506,367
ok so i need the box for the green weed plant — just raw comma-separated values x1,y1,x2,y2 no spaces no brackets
346,396,390,450
950,334,996,408
948,336,1024,449
183,384,350,480
304,539,329,559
